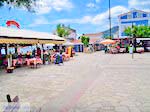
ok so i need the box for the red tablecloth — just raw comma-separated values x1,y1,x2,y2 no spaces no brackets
26,58,43,66
13,58,23,66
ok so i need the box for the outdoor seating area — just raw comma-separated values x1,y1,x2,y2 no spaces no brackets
0,27,76,73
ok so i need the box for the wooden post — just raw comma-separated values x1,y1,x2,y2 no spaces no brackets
41,44,44,61
6,44,11,67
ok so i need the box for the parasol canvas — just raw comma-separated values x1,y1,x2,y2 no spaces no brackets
100,39,116,45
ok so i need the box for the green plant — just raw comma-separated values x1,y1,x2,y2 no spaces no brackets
56,24,70,38
124,27,132,37
81,36,90,47
0,0,36,12
124,25,150,38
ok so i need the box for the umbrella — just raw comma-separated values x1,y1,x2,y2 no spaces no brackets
100,39,116,45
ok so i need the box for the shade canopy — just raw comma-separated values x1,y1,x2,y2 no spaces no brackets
100,39,116,45
63,41,74,46
0,27,65,44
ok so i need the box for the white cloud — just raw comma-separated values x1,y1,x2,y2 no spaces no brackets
28,6,122,32
29,6,128,31
128,0,150,11
86,3,96,8
51,6,128,28
28,16,50,27
35,0,73,14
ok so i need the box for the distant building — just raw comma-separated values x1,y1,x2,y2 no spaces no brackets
53,25,77,41
81,32,103,44
66,27,77,41
118,9,150,38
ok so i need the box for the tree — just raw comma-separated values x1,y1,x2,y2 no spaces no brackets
80,35,90,47
0,0,36,12
56,24,70,38
124,25,150,38
124,25,150,53
124,27,132,37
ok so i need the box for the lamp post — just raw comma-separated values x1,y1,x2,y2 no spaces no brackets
109,0,112,39
131,22,136,59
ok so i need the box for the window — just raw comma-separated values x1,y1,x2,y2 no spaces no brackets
121,15,127,19
133,12,137,18
143,13,147,17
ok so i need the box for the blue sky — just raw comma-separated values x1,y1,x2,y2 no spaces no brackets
0,0,150,35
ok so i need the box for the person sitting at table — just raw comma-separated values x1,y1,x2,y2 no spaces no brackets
18,53,22,59
37,47,41,58
32,49,36,57
26,51,31,59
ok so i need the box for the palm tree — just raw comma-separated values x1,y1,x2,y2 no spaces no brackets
56,24,70,38
0,0,36,12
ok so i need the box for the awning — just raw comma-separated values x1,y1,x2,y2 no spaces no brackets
63,41,74,46
0,27,65,44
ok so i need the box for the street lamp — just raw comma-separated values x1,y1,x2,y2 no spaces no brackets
109,0,112,39
131,22,136,59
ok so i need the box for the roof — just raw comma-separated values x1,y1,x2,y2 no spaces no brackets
83,32,103,38
71,39,83,45
0,27,65,44
63,41,74,46
90,38,104,44
118,9,149,17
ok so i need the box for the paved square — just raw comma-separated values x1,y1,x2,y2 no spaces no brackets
0,52,150,112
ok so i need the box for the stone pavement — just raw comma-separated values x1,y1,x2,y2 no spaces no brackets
69,53,150,112
0,52,150,112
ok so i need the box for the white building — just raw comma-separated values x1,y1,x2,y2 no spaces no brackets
118,9,150,38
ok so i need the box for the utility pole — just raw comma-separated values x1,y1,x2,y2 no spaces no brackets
109,0,112,39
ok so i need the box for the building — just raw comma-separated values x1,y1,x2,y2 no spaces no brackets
82,32,104,44
66,27,77,41
118,9,150,38
53,25,77,41
80,33,104,51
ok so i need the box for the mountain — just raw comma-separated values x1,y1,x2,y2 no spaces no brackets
102,26,119,38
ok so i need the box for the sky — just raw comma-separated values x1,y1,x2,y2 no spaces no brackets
0,0,150,35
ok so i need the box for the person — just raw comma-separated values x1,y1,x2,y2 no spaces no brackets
32,49,36,57
59,50,63,64
43,50,49,64
0,52,2,66
37,47,41,58
104,46,108,53
129,44,133,54
54,51,63,65
26,51,31,59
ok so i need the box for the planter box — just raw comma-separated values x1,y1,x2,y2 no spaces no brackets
6,67,14,73
137,47,144,53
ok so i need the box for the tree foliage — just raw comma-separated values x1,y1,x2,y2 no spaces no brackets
81,36,90,47
0,0,36,12
56,24,70,38
124,25,150,38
